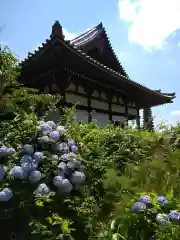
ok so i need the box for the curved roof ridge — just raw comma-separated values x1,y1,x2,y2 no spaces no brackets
70,22,129,78
70,23,102,44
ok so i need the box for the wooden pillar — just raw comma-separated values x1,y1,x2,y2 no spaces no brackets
87,94,92,122
136,108,140,129
84,83,93,123
124,98,128,127
108,94,112,122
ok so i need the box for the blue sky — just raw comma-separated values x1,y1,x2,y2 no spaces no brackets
1,0,180,126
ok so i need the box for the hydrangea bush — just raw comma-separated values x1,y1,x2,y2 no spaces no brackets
101,192,180,240
0,116,87,239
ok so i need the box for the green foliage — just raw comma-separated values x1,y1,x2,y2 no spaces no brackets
0,44,58,120
2,44,180,239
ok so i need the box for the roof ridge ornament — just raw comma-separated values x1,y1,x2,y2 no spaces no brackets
50,21,65,41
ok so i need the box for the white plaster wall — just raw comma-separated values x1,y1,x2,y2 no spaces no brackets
128,108,137,115
45,109,61,123
91,99,109,110
111,104,125,113
92,112,109,126
112,115,125,122
75,109,89,122
66,93,88,106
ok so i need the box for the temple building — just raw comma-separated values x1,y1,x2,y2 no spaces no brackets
19,21,175,128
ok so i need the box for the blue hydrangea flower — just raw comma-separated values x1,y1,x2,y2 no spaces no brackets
20,155,33,163
56,125,67,135
50,131,60,141
0,188,13,202
46,121,57,130
140,195,152,204
68,140,76,148
29,170,42,183
55,170,65,178
60,154,68,162
70,171,85,185
157,196,169,206
0,146,8,157
132,201,146,213
67,161,77,170
38,136,49,144
59,142,69,153
33,152,44,163
60,179,73,193
35,183,50,196
0,165,5,181
73,160,82,170
66,152,77,161
0,146,16,157
21,159,37,173
71,145,78,153
169,210,180,221
7,147,16,156
53,175,64,188
9,166,27,179
51,143,61,153
40,123,52,132
58,162,68,173
23,144,34,155
156,213,170,225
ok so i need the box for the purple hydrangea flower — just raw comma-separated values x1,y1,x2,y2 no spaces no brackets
0,146,8,157
38,136,49,144
23,144,34,155
20,155,33,163
132,201,146,213
60,154,68,162
157,196,169,206
68,140,76,148
140,195,152,204
53,175,64,188
21,159,37,173
7,147,16,155
66,152,76,161
35,183,50,196
58,162,68,173
67,161,77,170
59,142,69,153
40,123,52,132
156,213,170,225
33,152,44,163
46,121,57,130
29,170,42,183
72,160,81,170
169,210,180,221
0,146,15,157
71,145,78,153
0,188,13,202
50,131,60,141
70,171,85,185
9,166,27,179
60,179,73,193
0,165,5,181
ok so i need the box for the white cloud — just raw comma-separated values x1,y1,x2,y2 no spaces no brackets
177,41,180,47
168,110,180,124
63,28,76,40
118,0,180,50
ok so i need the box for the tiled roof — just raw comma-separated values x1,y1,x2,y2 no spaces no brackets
19,21,175,107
